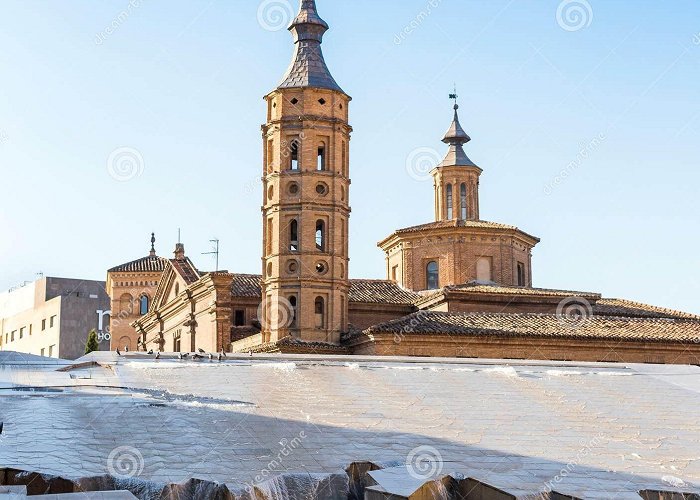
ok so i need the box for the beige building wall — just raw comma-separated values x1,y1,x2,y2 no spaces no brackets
1,299,61,357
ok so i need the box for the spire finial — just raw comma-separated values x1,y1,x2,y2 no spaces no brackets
277,0,343,92
149,232,156,256
440,87,477,168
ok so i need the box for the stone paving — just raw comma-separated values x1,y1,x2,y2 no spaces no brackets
1,352,699,498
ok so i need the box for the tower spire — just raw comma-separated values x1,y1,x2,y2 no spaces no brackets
441,90,476,167
278,0,343,92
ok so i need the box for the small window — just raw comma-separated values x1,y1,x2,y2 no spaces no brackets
460,183,467,220
392,265,399,282
315,220,325,252
290,140,300,171
48,345,54,357
318,98,326,105
42,319,46,331
317,144,326,171
234,310,245,327
19,327,25,339
289,296,297,327
40,348,45,357
446,184,453,220
426,261,439,290
50,316,56,328
314,297,325,329
517,262,526,287
174,283,180,297
290,98,299,105
10,331,15,342
290,219,299,251
139,295,149,315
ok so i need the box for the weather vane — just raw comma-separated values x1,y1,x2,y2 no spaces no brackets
449,84,458,107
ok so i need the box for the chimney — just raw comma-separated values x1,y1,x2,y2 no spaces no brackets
174,243,185,260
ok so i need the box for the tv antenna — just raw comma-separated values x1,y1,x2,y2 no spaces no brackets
202,239,220,272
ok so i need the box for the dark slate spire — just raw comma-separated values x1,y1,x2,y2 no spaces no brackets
441,104,477,168
278,0,343,92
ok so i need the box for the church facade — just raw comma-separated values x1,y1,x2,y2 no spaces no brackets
106,0,700,365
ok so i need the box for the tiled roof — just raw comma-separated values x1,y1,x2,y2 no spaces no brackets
365,311,700,344
383,219,540,243
231,274,263,297
594,298,700,320
349,279,421,305
108,255,168,273
418,283,601,300
171,258,200,285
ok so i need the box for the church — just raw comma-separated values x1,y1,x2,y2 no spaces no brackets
106,0,700,364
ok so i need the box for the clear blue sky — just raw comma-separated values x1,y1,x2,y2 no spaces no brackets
0,0,698,313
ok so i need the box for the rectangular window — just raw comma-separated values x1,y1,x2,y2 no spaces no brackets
40,348,45,357
392,265,399,282
48,345,54,357
19,327,25,339
42,319,46,331
11,331,16,342
517,262,526,287
50,316,56,328
234,310,246,327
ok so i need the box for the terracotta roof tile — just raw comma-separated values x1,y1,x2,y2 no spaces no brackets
349,279,421,305
231,274,263,297
594,298,700,320
170,258,200,285
418,283,601,300
385,220,540,242
366,311,700,344
108,255,168,273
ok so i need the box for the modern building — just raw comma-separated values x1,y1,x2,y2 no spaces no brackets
0,277,111,359
108,0,700,365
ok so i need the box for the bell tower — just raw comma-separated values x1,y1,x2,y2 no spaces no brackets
261,0,351,344
432,96,483,222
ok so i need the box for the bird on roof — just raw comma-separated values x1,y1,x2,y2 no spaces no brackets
198,348,205,354
249,350,253,357
155,351,160,360
208,353,213,360
147,349,154,355
124,345,129,352
220,349,227,358
217,353,222,361
192,354,202,360
178,353,183,360
116,348,121,356
0,422,4,435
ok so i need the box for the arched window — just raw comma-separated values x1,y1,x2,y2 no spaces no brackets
314,297,325,329
119,293,133,314
139,295,149,315
317,143,326,171
446,184,453,220
315,220,325,252
289,296,297,327
426,261,439,290
460,183,467,220
290,219,299,251
290,139,299,170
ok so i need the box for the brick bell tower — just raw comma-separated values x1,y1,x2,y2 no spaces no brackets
260,0,351,344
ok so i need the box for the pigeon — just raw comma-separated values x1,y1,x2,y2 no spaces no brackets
147,349,154,355
198,348,205,354
217,353,222,361
124,345,129,352
0,422,3,435
178,353,183,360
208,353,213,360
220,349,227,358
155,352,160,360
192,354,202,360
182,353,189,358
249,350,253,357
116,348,121,356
